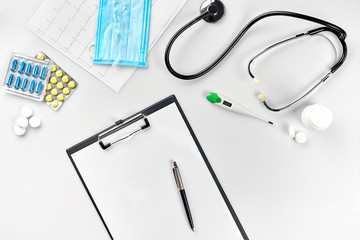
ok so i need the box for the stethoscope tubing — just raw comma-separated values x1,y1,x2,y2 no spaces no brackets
164,10,347,80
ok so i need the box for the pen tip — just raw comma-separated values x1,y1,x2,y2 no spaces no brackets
192,228,194,232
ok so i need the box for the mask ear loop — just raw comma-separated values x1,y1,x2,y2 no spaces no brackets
248,27,344,112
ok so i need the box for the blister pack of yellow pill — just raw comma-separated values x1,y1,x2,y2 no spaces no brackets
36,52,78,111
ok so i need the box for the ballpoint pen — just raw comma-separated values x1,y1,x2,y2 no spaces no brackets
172,161,194,231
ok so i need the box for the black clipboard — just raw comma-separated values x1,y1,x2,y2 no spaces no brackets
66,95,249,240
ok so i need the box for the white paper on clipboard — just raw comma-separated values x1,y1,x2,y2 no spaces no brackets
27,0,188,92
68,98,245,240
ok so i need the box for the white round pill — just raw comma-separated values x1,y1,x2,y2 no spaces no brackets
20,106,33,118
29,116,41,128
295,132,307,144
17,117,29,128
14,125,26,136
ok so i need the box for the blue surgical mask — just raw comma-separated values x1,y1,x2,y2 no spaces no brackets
93,0,151,67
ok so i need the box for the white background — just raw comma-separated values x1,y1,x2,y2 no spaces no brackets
0,0,359,239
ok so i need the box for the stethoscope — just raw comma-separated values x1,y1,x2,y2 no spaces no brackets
164,0,348,112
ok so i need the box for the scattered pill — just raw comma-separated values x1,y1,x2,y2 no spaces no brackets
20,77,28,91
14,76,21,89
35,81,43,95
20,106,33,118
56,82,64,89
52,101,59,107
28,79,36,93
51,65,56,72
10,58,18,71
29,116,41,128
50,77,57,84
68,81,76,88
36,54,45,60
6,73,14,86
25,62,32,75
55,70,63,77
46,83,52,90
295,132,307,144
17,117,29,128
45,95,53,102
57,94,64,101
63,88,70,95
14,125,26,136
62,76,69,83
288,126,296,138
51,89,58,96
39,66,47,79
18,61,25,73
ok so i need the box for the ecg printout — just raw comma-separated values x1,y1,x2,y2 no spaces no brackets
27,0,188,92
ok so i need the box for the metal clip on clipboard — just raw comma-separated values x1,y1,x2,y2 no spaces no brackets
98,114,150,150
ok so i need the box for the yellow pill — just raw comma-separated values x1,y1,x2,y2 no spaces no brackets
45,95,53,102
51,89,58,96
46,84,52,90
37,54,45,60
52,101,59,107
57,82,64,89
68,81,76,88
63,88,70,95
62,76,69,83
50,77,57,84
55,70,63,77
51,65,57,72
57,94,64,101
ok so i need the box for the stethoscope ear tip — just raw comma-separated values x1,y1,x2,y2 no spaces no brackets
257,93,266,102
253,77,261,85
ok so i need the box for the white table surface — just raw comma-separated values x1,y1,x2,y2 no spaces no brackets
0,0,359,239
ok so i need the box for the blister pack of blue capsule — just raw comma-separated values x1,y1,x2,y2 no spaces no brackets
93,0,151,67
3,53,51,101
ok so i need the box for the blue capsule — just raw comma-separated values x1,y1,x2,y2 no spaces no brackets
10,58,18,71
6,73,14,86
32,64,39,77
14,76,21,89
35,81,42,94
18,61,26,73
20,77,28,91
25,62,32,75
39,66,47,79
28,79,36,93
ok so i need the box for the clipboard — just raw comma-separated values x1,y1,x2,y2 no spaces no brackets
66,95,249,240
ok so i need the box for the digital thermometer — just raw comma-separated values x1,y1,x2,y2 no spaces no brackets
206,92,273,125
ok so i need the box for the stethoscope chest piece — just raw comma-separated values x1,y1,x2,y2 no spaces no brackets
200,0,225,23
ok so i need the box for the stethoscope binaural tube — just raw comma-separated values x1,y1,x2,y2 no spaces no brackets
164,0,348,111
248,27,347,112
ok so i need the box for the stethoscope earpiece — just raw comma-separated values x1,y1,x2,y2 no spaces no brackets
200,0,225,23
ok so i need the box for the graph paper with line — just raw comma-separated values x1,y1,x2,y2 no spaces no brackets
27,0,188,92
